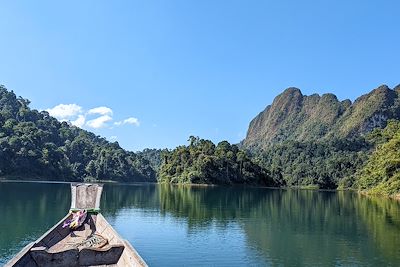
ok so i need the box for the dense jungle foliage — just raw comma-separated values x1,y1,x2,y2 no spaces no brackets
356,120,400,197
0,85,156,182
158,136,274,185
136,148,166,171
252,138,371,189
158,135,372,189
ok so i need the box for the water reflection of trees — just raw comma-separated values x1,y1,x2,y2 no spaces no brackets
102,184,272,226
0,182,70,262
101,183,159,216
102,184,400,266
236,190,400,266
353,195,400,264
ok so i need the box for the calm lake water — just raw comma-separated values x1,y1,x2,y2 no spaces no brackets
1,182,400,266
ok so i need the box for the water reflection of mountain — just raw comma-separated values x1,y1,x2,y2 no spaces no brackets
242,191,400,266
102,184,400,266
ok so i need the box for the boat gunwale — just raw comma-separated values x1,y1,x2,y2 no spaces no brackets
5,213,71,267
96,213,148,267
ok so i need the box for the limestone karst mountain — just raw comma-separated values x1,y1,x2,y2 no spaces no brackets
243,84,400,150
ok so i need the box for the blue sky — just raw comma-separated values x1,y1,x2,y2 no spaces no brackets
0,1,399,151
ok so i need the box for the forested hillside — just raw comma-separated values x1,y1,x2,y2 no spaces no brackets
242,84,400,193
136,148,166,171
158,136,274,186
0,85,156,182
356,120,400,198
253,138,370,189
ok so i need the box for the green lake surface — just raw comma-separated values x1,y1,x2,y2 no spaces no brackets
1,181,400,266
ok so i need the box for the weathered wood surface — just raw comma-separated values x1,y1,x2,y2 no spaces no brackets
71,183,103,210
96,214,148,267
79,246,124,266
5,242,36,267
30,247,79,267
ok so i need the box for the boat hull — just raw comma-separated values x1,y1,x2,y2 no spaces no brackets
6,213,147,267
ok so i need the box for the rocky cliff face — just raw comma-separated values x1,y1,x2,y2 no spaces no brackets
243,84,400,150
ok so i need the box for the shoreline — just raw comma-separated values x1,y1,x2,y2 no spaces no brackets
0,178,157,186
1,178,398,201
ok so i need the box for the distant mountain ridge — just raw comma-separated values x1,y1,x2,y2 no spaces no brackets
243,84,400,150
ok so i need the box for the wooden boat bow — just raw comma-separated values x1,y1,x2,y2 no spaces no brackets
6,183,148,267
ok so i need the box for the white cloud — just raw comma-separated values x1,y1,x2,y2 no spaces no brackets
71,115,86,128
46,104,82,120
46,103,140,130
86,115,113,129
123,117,140,126
88,106,113,116
114,117,140,127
